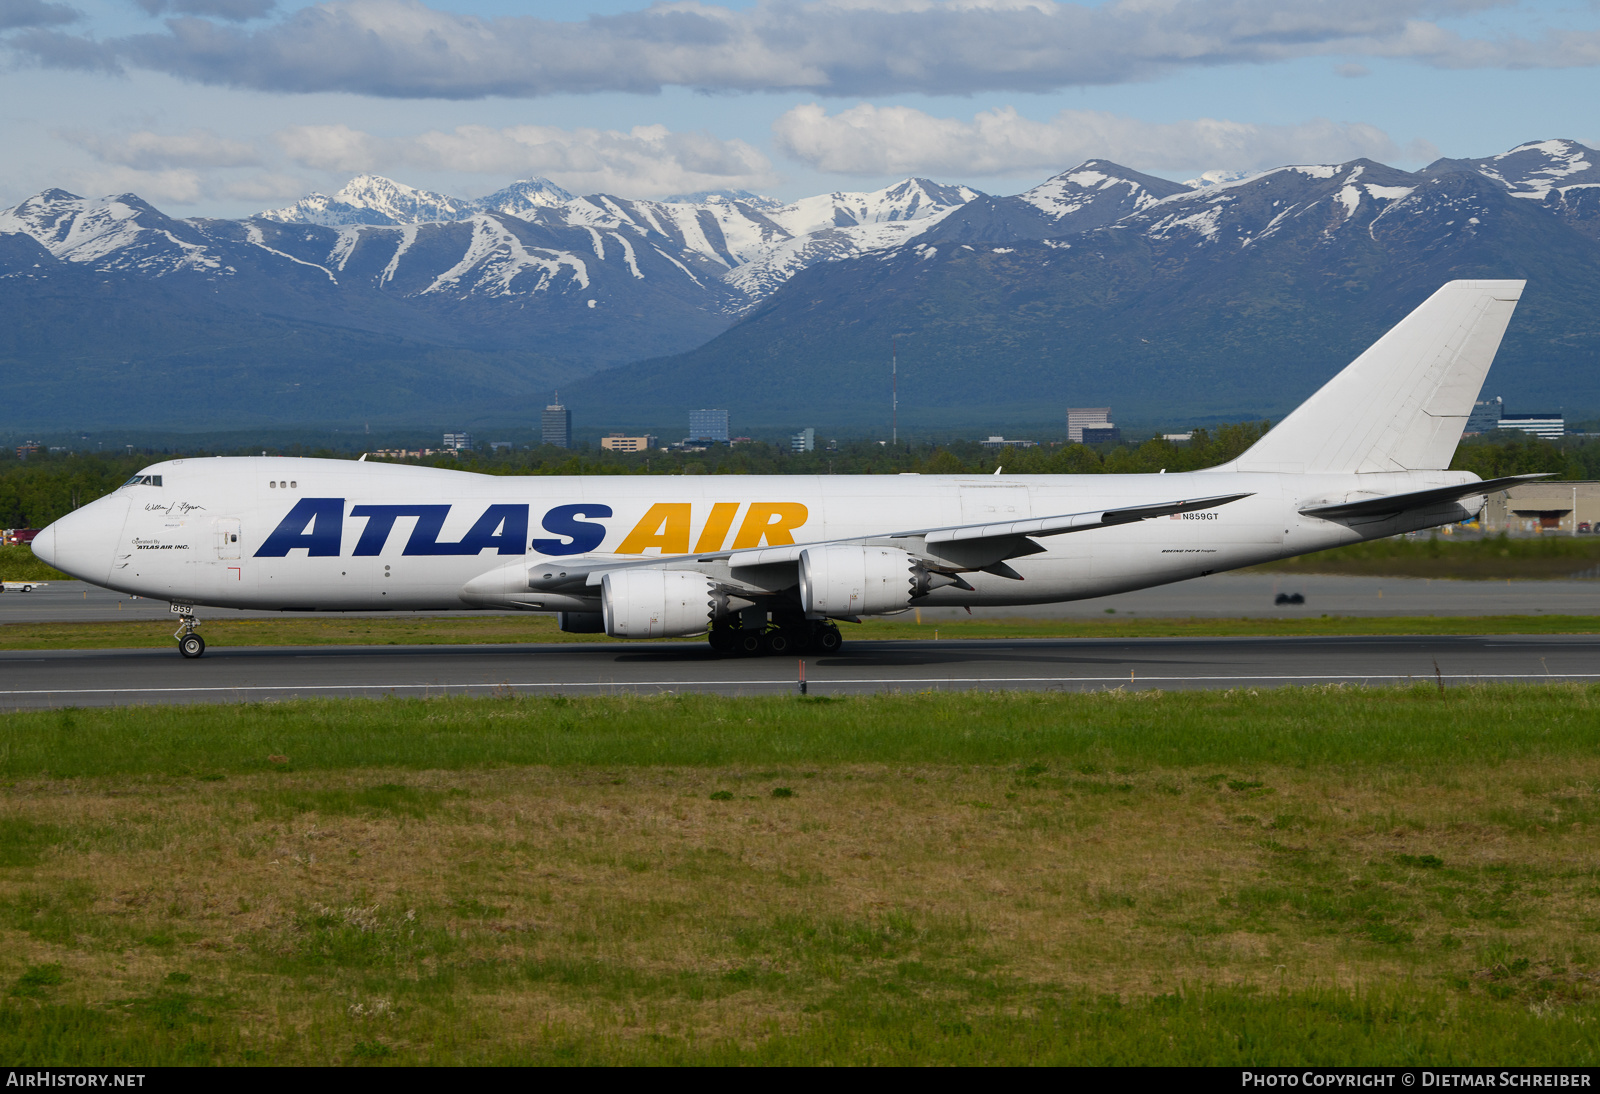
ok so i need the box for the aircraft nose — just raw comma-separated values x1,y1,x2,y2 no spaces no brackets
29,523,56,567
32,495,129,584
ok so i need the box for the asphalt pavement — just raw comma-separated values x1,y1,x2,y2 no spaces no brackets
2,633,1596,710
6,574,1600,624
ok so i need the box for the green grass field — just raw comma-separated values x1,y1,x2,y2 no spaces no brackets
4,686,1600,1065
1248,533,1600,579
0,545,69,582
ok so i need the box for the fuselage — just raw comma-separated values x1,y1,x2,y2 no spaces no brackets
33,456,1481,613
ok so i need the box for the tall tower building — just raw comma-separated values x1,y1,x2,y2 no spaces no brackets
542,399,571,448
689,409,729,443
1067,407,1113,444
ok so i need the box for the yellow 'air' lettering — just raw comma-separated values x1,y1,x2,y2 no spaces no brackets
693,502,740,553
732,502,809,549
616,503,692,555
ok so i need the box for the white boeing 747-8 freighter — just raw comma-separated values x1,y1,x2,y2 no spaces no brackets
32,280,1541,659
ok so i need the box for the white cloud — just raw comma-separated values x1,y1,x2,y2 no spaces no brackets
772,102,1439,177
10,0,1600,99
59,164,208,203
274,122,779,197
65,127,261,170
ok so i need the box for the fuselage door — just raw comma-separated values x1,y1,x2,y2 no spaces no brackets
214,518,242,560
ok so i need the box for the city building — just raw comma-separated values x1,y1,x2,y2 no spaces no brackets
489,441,513,451
442,432,474,451
1067,408,1113,444
1465,396,1503,435
791,428,815,453
542,401,571,448
1482,481,1600,534
689,409,729,443
1081,427,1122,444
1497,412,1564,439
601,433,658,452
15,441,41,460
979,436,1038,449
1162,432,1194,443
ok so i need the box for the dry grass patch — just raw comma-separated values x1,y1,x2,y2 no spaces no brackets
5,757,1600,1062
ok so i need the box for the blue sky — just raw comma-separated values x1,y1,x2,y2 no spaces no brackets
3,0,1598,215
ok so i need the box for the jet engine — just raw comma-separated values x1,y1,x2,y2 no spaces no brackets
798,545,955,616
601,569,723,638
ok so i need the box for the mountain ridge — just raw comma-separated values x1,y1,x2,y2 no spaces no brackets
2,140,1597,431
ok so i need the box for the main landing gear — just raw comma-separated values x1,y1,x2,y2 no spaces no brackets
707,618,842,657
172,604,206,658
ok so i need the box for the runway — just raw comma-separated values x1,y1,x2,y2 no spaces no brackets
5,573,1598,625
3,633,1597,709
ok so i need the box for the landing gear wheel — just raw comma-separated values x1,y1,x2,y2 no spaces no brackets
707,625,739,654
179,633,206,659
766,630,792,655
737,631,765,656
814,625,842,653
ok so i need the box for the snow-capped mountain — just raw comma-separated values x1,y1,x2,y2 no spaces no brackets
719,179,982,298
0,189,222,275
474,178,580,220
5,138,1600,430
1130,159,1424,247
258,174,982,304
261,175,479,227
1421,138,1600,241
260,174,579,227
571,140,1600,428
1015,161,1189,228
919,160,1187,245
1427,138,1596,197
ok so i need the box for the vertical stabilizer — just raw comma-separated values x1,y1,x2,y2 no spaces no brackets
1224,280,1525,474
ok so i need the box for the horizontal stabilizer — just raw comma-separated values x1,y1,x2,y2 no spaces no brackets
1299,475,1550,521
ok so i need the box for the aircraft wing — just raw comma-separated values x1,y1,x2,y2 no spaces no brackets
521,491,1254,592
1298,475,1549,521
919,492,1253,544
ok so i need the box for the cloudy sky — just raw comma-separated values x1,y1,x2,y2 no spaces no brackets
3,0,1599,215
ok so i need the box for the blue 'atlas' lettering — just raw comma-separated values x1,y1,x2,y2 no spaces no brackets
350,505,449,556
351,504,532,555
255,498,345,557
439,504,529,555
530,504,612,555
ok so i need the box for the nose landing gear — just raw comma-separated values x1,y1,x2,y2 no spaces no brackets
172,604,206,658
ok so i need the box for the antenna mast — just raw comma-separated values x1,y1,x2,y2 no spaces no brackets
892,337,898,446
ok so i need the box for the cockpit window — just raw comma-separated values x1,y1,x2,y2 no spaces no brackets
122,474,163,487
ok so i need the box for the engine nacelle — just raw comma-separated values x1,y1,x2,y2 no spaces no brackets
601,569,719,638
799,545,931,616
